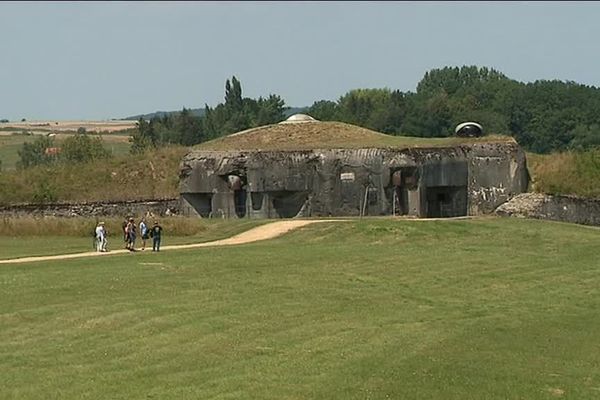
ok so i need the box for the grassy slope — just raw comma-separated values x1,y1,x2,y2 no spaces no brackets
1,217,600,399
527,150,600,198
0,145,188,204
195,121,514,151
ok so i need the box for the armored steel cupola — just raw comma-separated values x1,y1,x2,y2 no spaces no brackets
280,114,318,124
455,122,483,137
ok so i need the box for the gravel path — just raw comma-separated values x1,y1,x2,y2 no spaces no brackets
0,219,339,265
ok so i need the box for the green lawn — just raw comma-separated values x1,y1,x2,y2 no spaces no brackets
1,217,600,399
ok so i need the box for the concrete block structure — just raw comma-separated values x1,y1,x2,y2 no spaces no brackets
179,115,529,219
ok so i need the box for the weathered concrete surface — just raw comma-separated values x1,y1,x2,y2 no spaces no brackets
495,192,600,226
0,199,182,218
468,142,530,215
180,142,529,219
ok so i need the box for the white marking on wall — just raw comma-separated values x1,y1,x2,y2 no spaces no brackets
340,172,355,182
471,187,507,201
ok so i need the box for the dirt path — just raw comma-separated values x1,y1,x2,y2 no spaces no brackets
0,219,340,265
0,216,477,265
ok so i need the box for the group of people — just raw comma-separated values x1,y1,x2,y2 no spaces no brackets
94,216,163,253
122,217,163,252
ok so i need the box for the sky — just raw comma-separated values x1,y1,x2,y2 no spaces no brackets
1,1,600,121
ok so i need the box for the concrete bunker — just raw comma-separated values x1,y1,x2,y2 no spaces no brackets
388,167,419,216
179,117,529,219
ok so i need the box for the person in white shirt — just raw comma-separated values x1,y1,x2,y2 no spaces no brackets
95,222,108,252
139,218,149,251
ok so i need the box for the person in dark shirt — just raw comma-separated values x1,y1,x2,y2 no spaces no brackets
149,221,163,252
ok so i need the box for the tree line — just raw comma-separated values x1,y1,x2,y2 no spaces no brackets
306,66,600,153
130,76,287,152
133,67,600,155
16,66,600,169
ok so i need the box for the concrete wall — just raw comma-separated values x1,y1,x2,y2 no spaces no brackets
468,143,530,214
180,143,528,219
496,193,600,226
0,199,182,218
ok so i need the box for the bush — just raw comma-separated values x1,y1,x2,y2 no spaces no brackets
32,181,58,203
16,136,58,169
61,133,111,163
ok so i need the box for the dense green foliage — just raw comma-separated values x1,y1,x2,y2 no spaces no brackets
308,66,600,153
131,76,288,153
2,218,600,399
129,67,600,154
16,135,58,168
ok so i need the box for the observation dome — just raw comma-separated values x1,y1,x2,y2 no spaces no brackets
455,122,483,137
279,114,318,124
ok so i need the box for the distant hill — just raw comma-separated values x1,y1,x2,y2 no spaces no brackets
122,106,308,121
121,108,205,121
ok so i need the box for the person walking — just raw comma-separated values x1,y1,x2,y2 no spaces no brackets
149,221,163,252
122,217,129,249
139,218,149,250
126,217,137,251
95,221,108,252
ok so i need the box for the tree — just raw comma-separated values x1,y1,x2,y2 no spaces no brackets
307,100,338,121
224,76,243,112
61,133,110,163
174,108,204,146
252,95,287,126
17,136,58,169
130,118,157,154
203,77,288,139
569,124,600,151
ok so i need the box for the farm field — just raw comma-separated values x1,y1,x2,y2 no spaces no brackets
1,217,600,399
0,120,137,134
0,134,37,170
0,132,131,170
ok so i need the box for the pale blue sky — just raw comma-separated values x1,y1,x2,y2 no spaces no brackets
1,1,599,121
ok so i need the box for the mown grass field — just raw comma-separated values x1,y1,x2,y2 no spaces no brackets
2,217,600,399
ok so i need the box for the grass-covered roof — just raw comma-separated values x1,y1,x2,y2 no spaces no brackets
194,121,515,151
